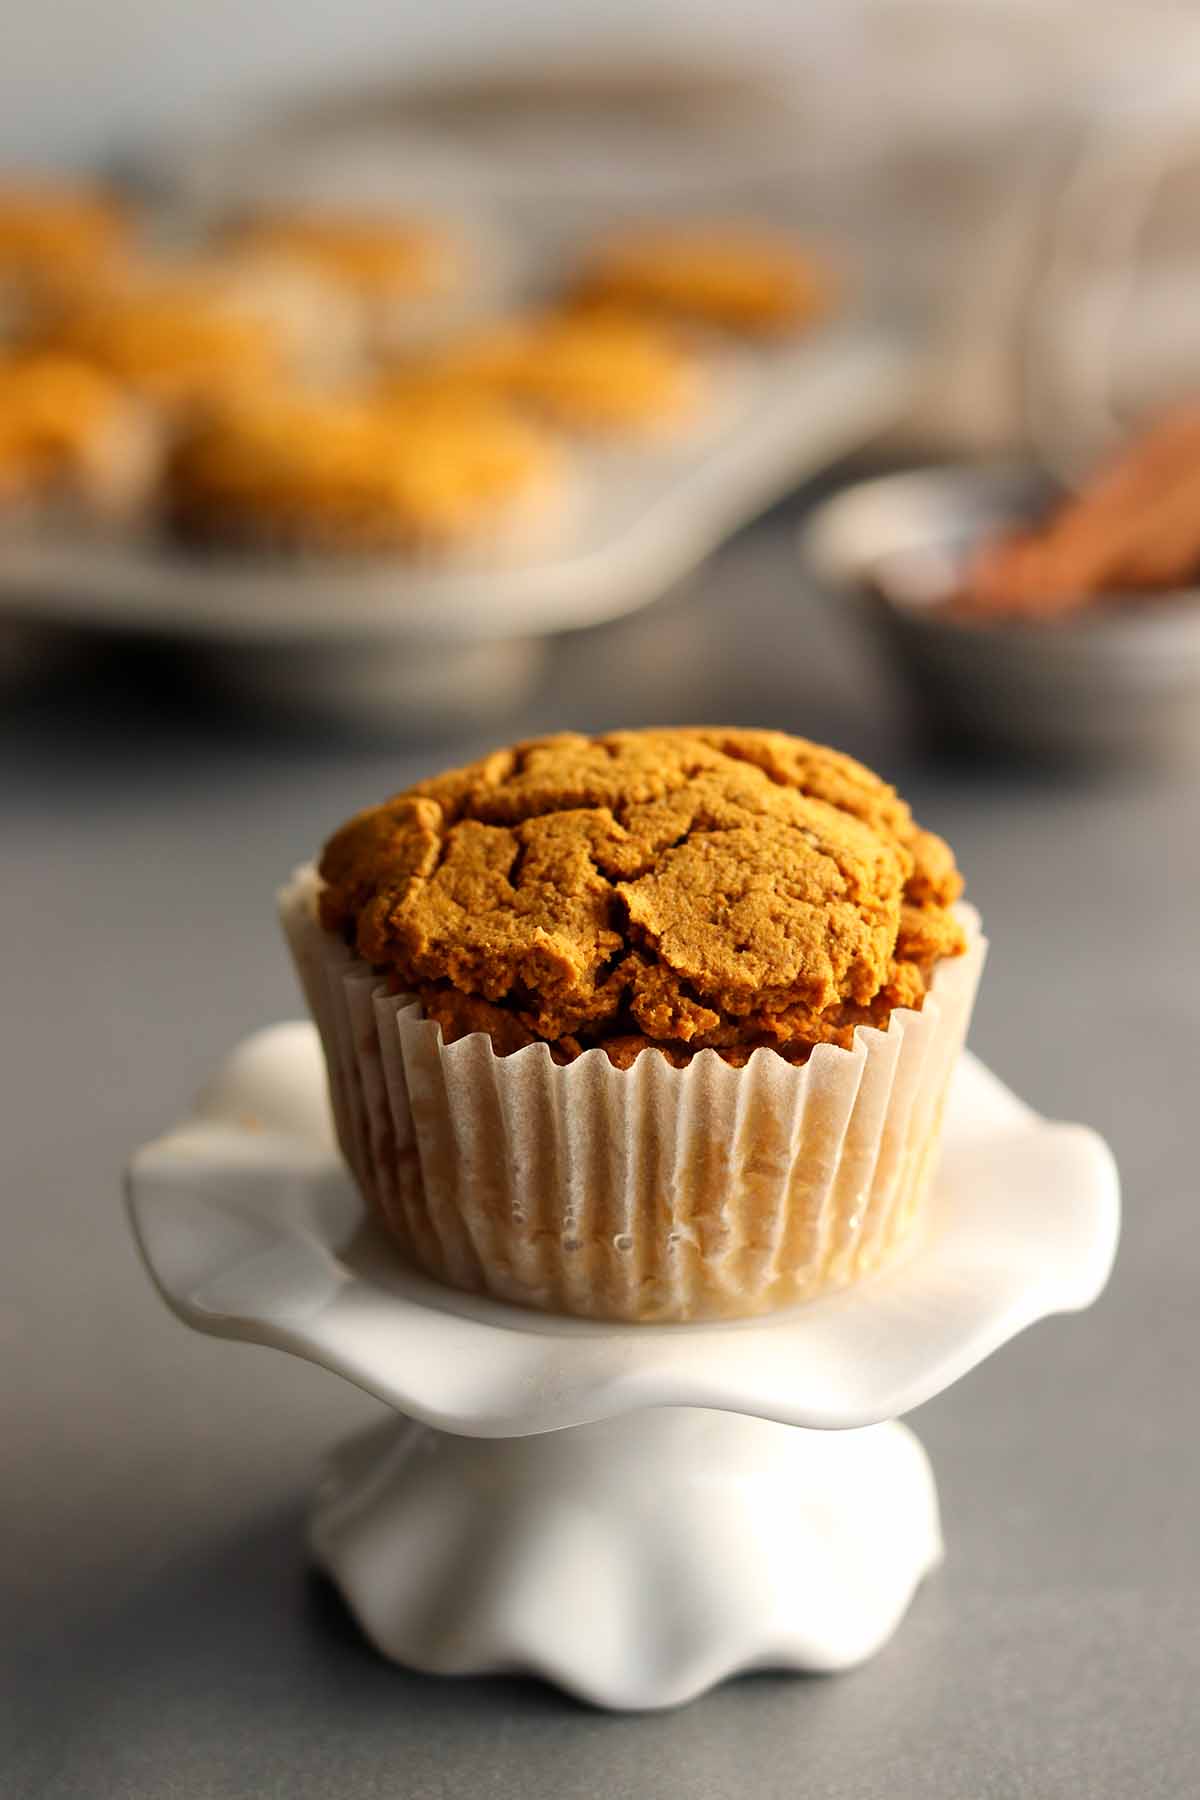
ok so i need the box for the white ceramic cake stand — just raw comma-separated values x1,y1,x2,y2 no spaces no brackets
126,1023,1118,1711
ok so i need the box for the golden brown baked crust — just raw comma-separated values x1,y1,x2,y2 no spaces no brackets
570,224,832,338
318,729,965,1065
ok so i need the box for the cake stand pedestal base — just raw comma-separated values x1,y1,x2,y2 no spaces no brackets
311,1406,942,1710
127,1023,1120,1712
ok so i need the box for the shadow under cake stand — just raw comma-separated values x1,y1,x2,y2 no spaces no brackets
127,1023,1119,1711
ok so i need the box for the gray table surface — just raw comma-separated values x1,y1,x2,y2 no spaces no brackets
4,499,1199,1799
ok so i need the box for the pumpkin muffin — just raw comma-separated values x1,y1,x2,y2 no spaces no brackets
570,222,832,339
378,308,707,439
280,729,984,1321
166,388,566,557
39,274,293,416
225,209,466,348
226,209,461,299
0,351,159,519
0,181,131,310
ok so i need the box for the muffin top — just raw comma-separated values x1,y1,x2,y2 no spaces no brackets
41,278,289,409
318,728,965,1067
378,308,704,435
0,181,130,284
570,223,831,338
0,352,136,500
168,390,561,550
225,211,461,299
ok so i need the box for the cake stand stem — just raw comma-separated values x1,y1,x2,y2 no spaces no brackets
309,1406,943,1711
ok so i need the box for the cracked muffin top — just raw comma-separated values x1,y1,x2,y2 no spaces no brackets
317,728,966,1068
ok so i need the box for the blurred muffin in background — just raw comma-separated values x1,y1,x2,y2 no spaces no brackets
0,351,159,522
223,209,468,350
165,388,567,558
570,221,833,339
0,181,132,322
39,278,287,416
378,307,708,440
187,255,363,378
33,257,356,415
956,406,1200,620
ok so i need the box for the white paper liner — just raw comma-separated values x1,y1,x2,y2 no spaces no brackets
280,863,986,1323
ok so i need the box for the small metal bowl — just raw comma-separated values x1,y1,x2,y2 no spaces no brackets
801,464,1200,762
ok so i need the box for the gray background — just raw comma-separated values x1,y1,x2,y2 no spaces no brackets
3,495,1198,1797
0,0,855,165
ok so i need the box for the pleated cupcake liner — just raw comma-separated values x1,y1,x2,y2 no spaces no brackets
280,863,985,1323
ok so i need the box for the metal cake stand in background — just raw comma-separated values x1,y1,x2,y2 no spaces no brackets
126,1022,1118,1711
